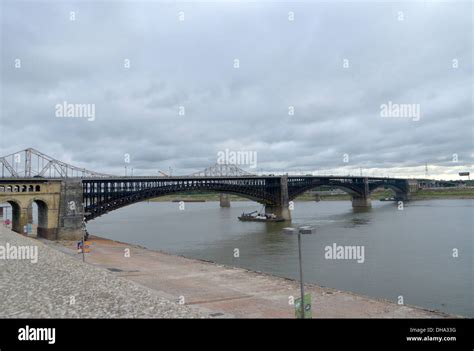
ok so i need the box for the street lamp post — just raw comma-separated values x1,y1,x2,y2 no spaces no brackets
283,226,314,319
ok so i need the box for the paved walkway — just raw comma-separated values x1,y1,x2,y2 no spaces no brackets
0,226,202,318
50,234,455,318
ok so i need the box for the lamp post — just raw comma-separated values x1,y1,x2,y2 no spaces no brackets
283,226,314,319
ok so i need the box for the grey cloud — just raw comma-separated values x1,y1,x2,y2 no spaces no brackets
0,1,472,178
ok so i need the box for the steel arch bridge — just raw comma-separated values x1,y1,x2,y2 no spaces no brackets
0,148,418,240
82,176,282,221
287,176,410,199
82,175,412,221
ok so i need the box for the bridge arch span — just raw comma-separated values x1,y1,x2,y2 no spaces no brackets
368,181,409,199
288,181,362,201
84,185,277,221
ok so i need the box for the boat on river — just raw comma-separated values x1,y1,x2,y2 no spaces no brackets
379,197,396,201
238,210,285,222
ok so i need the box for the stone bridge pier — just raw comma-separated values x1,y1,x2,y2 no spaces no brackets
57,179,85,240
351,177,372,209
219,193,230,207
265,175,291,221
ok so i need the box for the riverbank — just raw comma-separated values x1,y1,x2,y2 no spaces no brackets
48,233,457,318
408,188,474,200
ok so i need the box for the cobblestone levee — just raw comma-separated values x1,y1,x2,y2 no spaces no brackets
0,226,202,318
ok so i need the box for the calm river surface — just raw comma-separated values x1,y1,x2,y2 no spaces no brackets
86,199,473,317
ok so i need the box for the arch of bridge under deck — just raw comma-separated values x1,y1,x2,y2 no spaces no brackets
368,182,406,196
288,182,363,201
84,187,277,221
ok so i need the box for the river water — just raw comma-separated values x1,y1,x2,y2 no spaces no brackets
26,199,474,317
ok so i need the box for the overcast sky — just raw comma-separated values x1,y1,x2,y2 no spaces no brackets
0,1,472,179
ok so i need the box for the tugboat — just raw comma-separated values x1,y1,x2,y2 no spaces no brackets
238,210,285,222
379,197,396,201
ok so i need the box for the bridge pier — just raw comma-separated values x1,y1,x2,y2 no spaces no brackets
351,196,372,208
36,199,59,240
219,193,230,207
265,175,291,221
27,203,33,223
12,206,28,234
352,177,372,209
265,205,291,221
57,179,84,241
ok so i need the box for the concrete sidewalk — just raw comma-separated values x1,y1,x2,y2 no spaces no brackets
50,234,455,318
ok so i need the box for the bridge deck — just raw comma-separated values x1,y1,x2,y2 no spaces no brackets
0,176,410,181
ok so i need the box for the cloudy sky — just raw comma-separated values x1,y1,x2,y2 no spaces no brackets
0,0,472,179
